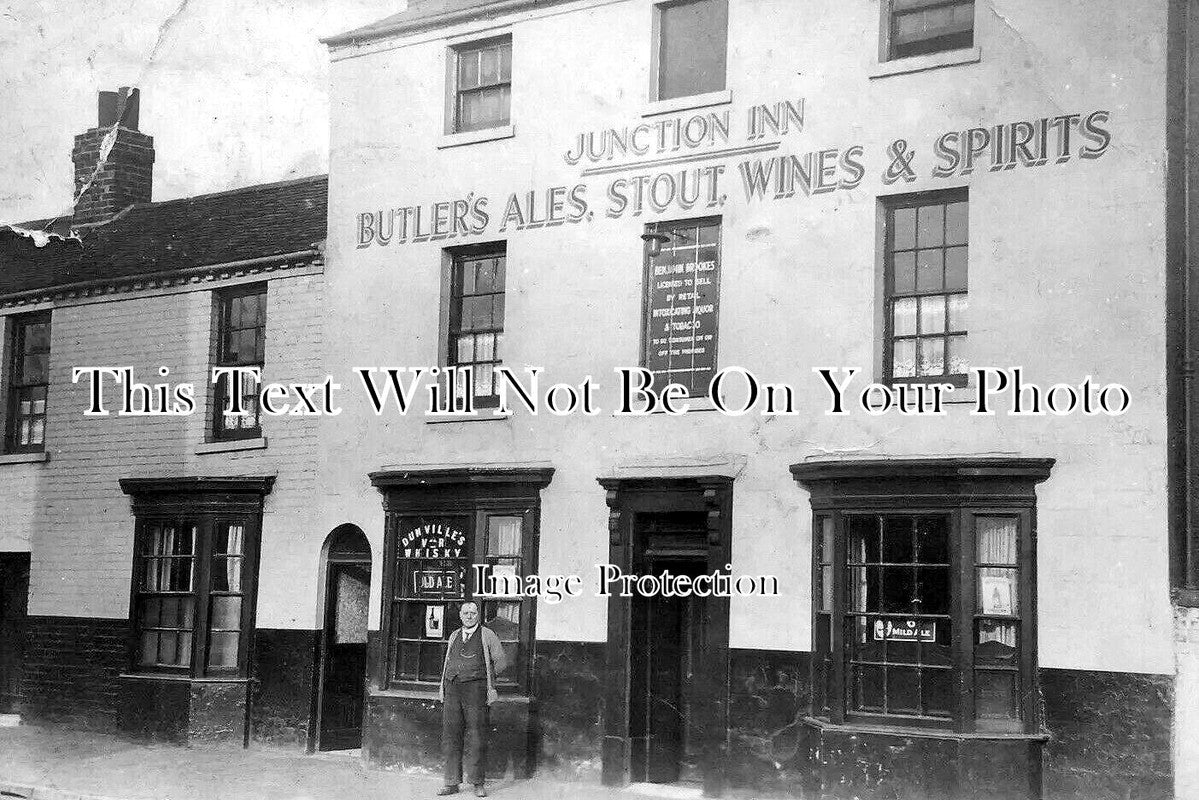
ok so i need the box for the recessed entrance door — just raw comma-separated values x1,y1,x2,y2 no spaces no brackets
630,512,709,786
0,553,30,715
644,558,706,784
317,526,371,752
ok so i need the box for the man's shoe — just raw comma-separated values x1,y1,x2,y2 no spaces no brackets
473,786,487,797
436,787,459,796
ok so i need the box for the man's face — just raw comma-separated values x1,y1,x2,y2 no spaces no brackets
459,603,479,628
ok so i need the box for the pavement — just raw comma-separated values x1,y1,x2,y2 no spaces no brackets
0,724,704,800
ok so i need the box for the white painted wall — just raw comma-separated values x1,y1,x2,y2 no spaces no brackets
324,0,1173,673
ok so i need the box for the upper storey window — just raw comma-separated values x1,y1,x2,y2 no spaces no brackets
886,0,974,60
452,37,512,133
213,285,266,441
6,312,51,454
654,0,728,101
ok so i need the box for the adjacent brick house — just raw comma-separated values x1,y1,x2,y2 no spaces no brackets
0,88,328,745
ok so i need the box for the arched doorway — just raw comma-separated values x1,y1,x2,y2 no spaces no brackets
315,524,371,751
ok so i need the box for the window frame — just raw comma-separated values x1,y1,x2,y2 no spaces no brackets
448,35,513,135
372,468,553,697
640,216,723,399
793,458,1051,737
651,0,730,103
882,0,976,62
120,477,273,680
882,188,969,388
212,284,267,442
5,311,51,454
445,243,507,410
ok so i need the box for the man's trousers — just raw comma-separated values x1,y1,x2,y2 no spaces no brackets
442,678,487,787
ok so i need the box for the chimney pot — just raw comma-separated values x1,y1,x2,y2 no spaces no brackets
97,87,139,130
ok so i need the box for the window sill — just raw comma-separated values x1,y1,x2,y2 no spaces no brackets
0,451,48,465
643,89,733,118
119,673,249,684
802,716,1047,742
425,411,511,425
438,125,515,150
869,47,981,79
196,437,267,455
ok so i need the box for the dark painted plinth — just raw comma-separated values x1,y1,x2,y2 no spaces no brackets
532,641,605,780
21,616,127,728
250,628,319,748
801,723,1041,800
1041,668,1172,800
365,691,535,779
119,677,248,744
726,649,812,796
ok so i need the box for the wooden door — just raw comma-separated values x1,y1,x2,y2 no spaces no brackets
318,561,370,750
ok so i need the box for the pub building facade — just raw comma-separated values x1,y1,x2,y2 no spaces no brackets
316,1,1186,798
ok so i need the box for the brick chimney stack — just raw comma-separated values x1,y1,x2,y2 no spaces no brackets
71,87,154,224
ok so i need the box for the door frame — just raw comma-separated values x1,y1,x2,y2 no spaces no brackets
598,477,733,797
313,527,371,752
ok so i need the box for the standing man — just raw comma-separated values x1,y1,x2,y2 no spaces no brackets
438,601,508,797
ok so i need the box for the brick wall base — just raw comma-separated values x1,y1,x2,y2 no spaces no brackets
21,615,127,728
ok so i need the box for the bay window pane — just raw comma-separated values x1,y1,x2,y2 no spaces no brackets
976,671,1019,719
854,664,885,711
977,620,1019,664
207,631,239,669
978,568,1019,616
977,517,1018,564
209,596,242,631
887,667,920,713
487,516,522,556
923,668,953,716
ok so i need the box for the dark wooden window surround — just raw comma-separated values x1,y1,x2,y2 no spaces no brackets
370,467,553,696
120,476,274,679
792,457,1053,737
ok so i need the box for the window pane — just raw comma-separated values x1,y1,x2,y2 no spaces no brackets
139,633,158,666
479,47,499,84
419,642,445,681
854,664,885,711
916,566,950,615
209,597,242,631
947,294,967,331
887,667,920,713
916,204,944,247
892,207,916,250
21,353,48,384
978,568,1019,616
948,335,969,375
977,620,1019,664
977,517,1018,564
892,298,917,336
658,0,728,100
923,668,953,716
848,567,873,613
486,601,522,641
487,516,522,556
945,201,968,245
848,516,879,563
919,295,946,335
820,517,833,563
916,250,943,292
456,335,475,364
892,340,916,378
498,42,512,80
476,332,495,362
881,517,914,563
207,631,239,669
916,517,949,563
880,566,915,612
945,246,968,291
919,338,945,376
820,566,833,612
976,670,1018,719
458,50,479,88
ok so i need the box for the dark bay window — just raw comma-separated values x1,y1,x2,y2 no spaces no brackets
452,37,511,133
213,285,266,440
6,312,50,453
884,190,968,385
887,0,974,60
642,217,721,397
654,0,728,101
448,246,506,408
371,468,553,695
121,477,273,677
794,458,1052,735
